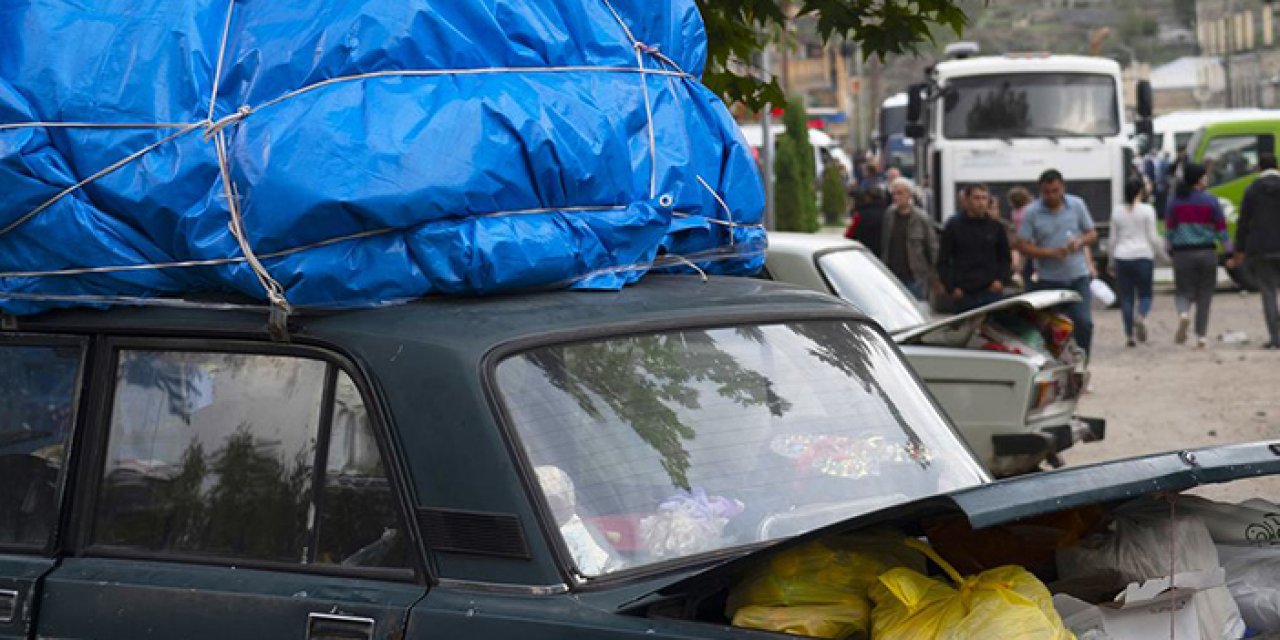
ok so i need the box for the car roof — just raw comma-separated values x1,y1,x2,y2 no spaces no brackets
767,232,866,256
1197,118,1280,135
934,54,1120,79
11,275,865,349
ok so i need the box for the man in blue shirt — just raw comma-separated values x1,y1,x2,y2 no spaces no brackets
1016,169,1100,355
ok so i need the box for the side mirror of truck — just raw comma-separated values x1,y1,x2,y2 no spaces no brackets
1136,118,1154,138
905,83,928,139
1136,80,1153,119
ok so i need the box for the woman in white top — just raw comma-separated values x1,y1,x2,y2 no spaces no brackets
1108,179,1169,347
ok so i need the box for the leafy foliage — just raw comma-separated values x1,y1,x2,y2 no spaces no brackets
775,99,820,232
528,331,791,490
696,0,972,107
821,165,848,225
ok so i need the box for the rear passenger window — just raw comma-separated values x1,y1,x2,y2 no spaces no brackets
315,373,408,568
93,350,409,571
0,343,82,548
95,351,326,562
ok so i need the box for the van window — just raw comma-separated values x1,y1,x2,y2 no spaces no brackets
1203,134,1275,186
0,343,82,548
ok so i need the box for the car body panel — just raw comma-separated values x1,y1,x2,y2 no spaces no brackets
12,277,944,594
893,289,1082,344
0,557,51,640
895,345,1035,465
2,276,1275,638
36,559,425,640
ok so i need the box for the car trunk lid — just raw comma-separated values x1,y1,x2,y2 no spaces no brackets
893,290,1081,345
616,441,1280,613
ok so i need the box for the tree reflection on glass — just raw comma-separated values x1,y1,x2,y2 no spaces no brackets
96,426,313,563
792,322,932,470
528,331,791,490
964,85,1031,136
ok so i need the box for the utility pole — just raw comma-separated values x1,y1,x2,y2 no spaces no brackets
761,47,776,231
1224,0,1237,108
853,48,865,153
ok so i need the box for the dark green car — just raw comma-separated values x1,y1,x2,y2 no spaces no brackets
1,276,1276,639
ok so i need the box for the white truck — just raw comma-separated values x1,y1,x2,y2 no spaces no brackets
905,48,1153,270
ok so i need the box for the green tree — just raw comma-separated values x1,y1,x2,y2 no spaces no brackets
697,0,972,107
774,99,819,232
820,165,847,226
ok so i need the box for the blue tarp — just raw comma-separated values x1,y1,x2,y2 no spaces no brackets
0,0,765,315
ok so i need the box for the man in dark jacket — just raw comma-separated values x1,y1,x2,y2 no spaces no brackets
1230,153,1280,349
937,184,1010,313
880,177,940,300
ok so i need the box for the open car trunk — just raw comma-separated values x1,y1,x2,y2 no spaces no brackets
619,441,1280,639
893,291,1082,362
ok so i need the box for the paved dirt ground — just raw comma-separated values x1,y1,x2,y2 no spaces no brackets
1062,287,1280,504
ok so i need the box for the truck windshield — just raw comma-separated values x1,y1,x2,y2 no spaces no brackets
496,321,986,577
943,73,1119,139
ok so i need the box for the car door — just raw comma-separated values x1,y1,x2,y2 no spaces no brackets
36,340,427,640
0,336,86,639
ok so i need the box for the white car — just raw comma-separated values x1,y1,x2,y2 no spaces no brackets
764,232,1102,476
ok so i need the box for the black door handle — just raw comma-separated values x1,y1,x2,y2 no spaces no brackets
307,612,375,640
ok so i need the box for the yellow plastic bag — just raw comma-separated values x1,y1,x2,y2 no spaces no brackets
726,531,923,638
731,602,871,639
869,539,1075,640
727,532,924,614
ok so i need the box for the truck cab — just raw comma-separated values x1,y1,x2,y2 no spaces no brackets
906,51,1150,272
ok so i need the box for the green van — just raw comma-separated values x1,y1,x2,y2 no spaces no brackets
1186,118,1280,288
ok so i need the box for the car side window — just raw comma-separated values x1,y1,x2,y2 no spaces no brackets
314,372,408,568
1204,134,1276,186
0,343,82,548
92,349,411,571
94,351,327,562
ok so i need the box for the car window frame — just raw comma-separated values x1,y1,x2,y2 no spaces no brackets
1203,133,1276,187
479,308,937,591
0,333,90,557
69,336,426,585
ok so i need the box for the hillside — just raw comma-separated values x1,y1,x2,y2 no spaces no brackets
875,0,1198,100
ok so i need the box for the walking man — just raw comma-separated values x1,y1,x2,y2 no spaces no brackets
1230,153,1280,349
937,184,1010,313
880,177,940,300
1016,169,1099,355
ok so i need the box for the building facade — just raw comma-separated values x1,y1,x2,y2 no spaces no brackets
1197,0,1280,108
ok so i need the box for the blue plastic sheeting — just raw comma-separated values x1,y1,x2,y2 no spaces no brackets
0,0,765,315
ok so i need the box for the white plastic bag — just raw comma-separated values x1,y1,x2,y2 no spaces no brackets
1057,500,1246,639
1089,278,1116,308
1162,496,1280,546
1219,545,1280,634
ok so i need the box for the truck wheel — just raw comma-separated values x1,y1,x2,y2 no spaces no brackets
1228,265,1259,292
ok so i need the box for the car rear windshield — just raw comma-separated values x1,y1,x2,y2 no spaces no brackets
495,321,986,577
817,249,929,333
